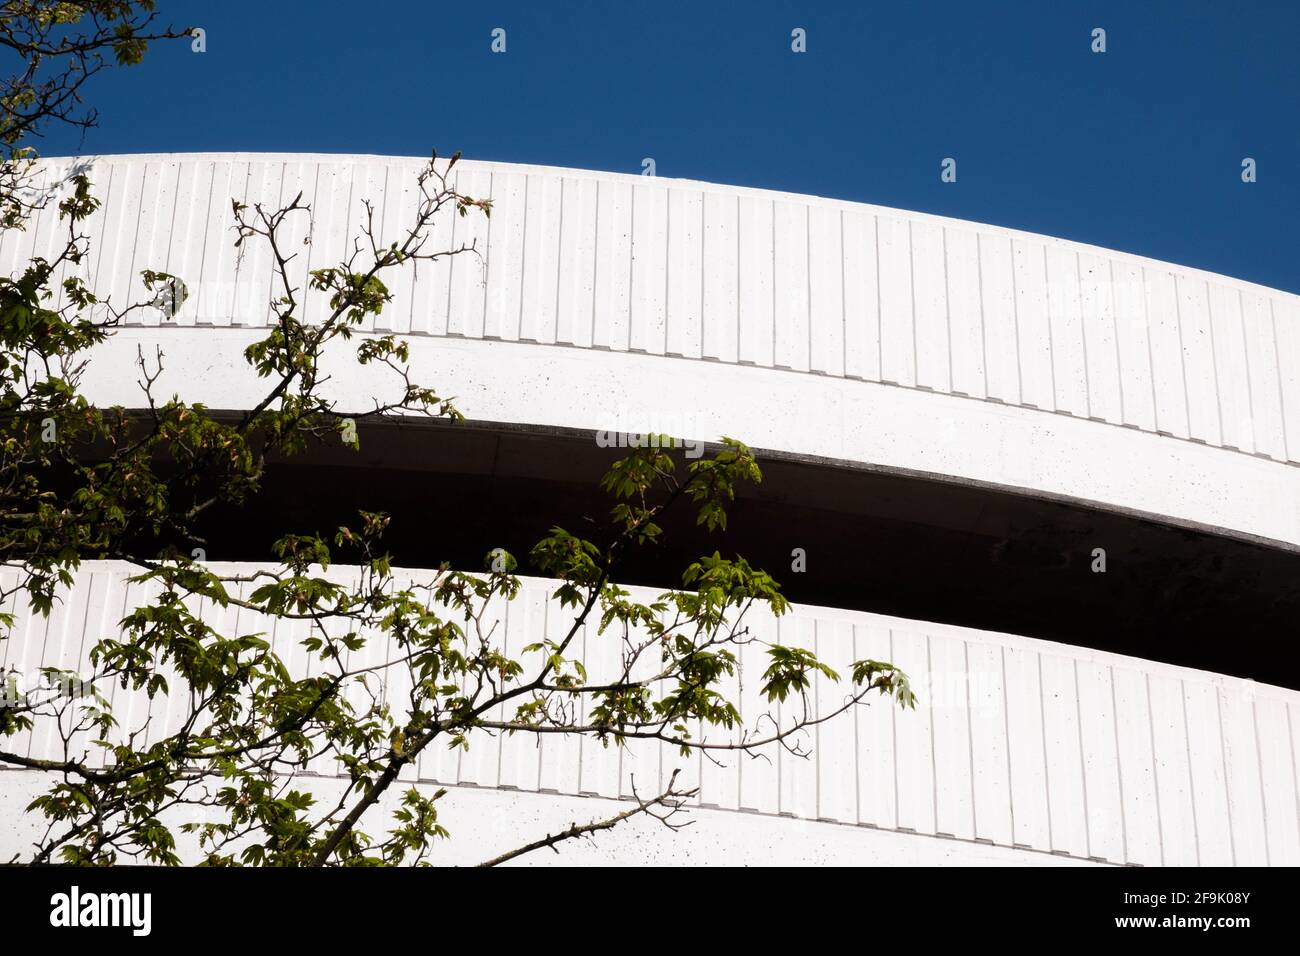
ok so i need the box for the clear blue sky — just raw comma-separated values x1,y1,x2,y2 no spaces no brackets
33,0,1300,293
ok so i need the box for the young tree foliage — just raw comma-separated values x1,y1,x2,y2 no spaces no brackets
0,1,914,866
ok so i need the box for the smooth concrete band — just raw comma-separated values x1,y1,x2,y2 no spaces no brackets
11,152,1298,546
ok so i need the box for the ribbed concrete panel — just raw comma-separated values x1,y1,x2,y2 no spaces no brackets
6,155,1300,866
20,152,1296,466
3,561,1298,867
946,226,985,399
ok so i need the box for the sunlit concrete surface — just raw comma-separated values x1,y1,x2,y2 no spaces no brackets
0,770,1099,867
8,153,1299,546
5,155,1299,865
1,564,1297,867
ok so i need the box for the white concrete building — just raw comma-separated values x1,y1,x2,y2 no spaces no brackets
2,153,1299,865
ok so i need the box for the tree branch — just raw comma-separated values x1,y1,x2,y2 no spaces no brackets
475,770,696,867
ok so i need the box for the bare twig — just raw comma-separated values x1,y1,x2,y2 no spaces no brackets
476,770,697,867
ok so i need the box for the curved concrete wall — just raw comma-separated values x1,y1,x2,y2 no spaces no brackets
2,562,1298,867
8,152,1300,546
4,155,1298,865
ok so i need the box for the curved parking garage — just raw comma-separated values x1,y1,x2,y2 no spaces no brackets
2,152,1299,866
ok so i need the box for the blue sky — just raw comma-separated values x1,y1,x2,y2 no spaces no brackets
32,0,1300,293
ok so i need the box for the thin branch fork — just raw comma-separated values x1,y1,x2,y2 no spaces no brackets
475,769,696,867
